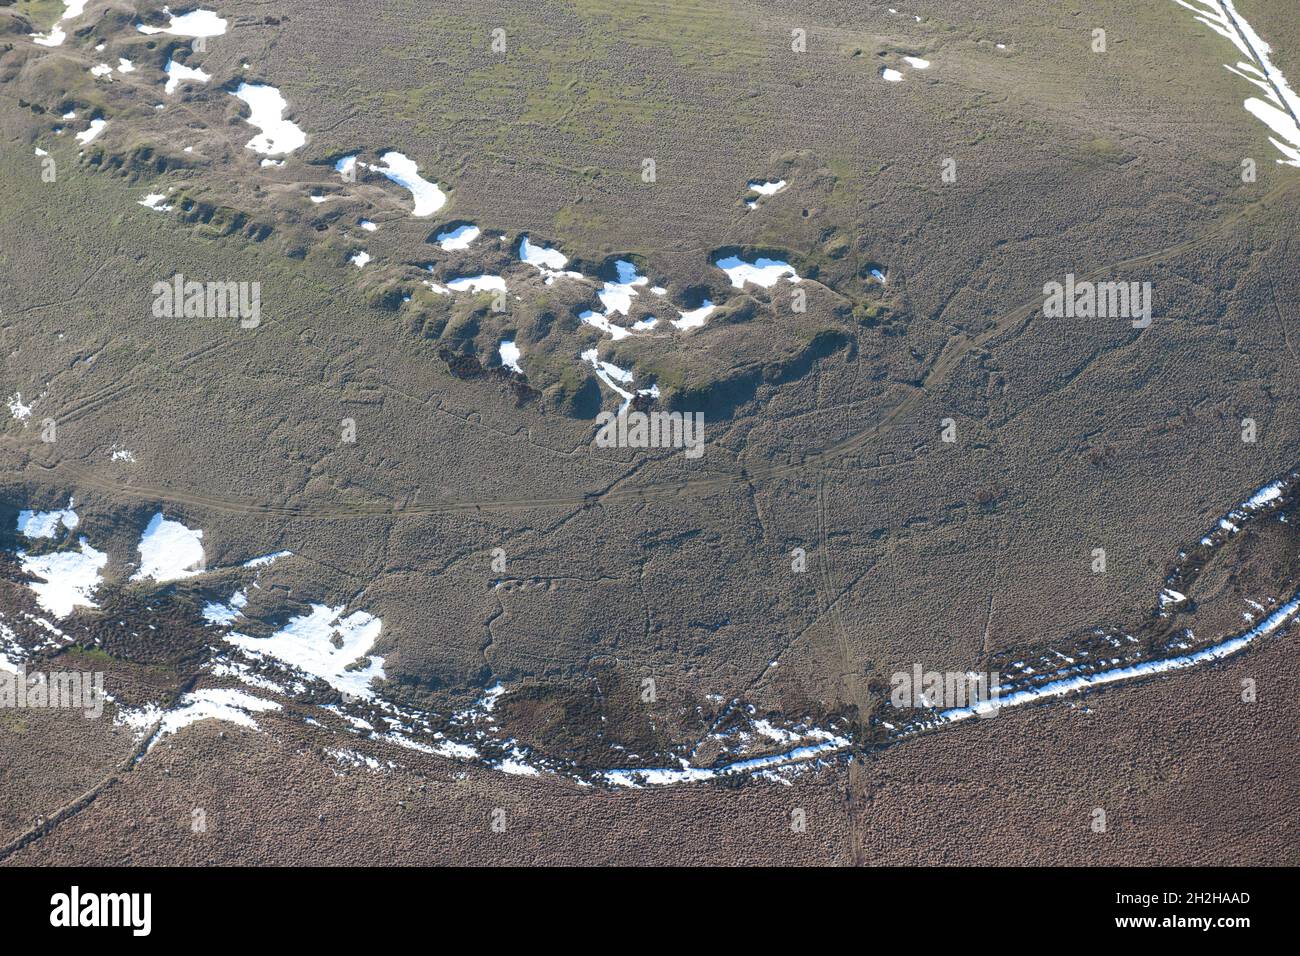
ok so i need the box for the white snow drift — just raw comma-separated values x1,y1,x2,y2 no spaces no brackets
1174,0,1300,166
31,0,87,47
18,540,107,618
437,224,480,250
225,604,386,700
367,152,446,216
131,513,205,582
715,254,801,289
136,8,228,38
231,83,306,156
164,59,211,95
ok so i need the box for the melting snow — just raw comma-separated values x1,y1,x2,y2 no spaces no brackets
164,59,211,94
604,736,849,788
437,224,480,250
203,590,248,626
131,513,205,582
7,393,33,420
328,748,383,771
1176,0,1300,166
604,586,1300,785
881,67,904,82
136,8,229,38
497,757,540,776
903,56,931,69
938,595,1300,723
581,348,635,402
1159,588,1188,607
17,503,79,539
152,688,281,742
715,255,801,289
244,551,292,568
18,538,107,617
350,250,371,268
1244,480,1284,509
139,193,173,212
446,274,506,293
579,310,632,340
75,119,106,145
225,604,385,699
31,0,87,47
499,340,523,373
231,83,306,156
367,151,446,216
672,300,716,330
597,260,649,315
519,235,568,270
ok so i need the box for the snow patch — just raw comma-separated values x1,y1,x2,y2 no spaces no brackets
446,274,506,293
519,235,569,271
244,551,292,569
715,255,800,289
164,59,211,95
202,590,248,626
31,0,87,47
225,604,385,699
231,83,306,156
152,688,281,742
75,118,106,145
499,340,523,374
1175,0,1300,166
137,8,228,38
596,260,649,315
18,538,107,618
7,393,33,420
131,513,205,582
17,503,79,539
437,224,480,250
672,300,716,330
367,152,446,216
